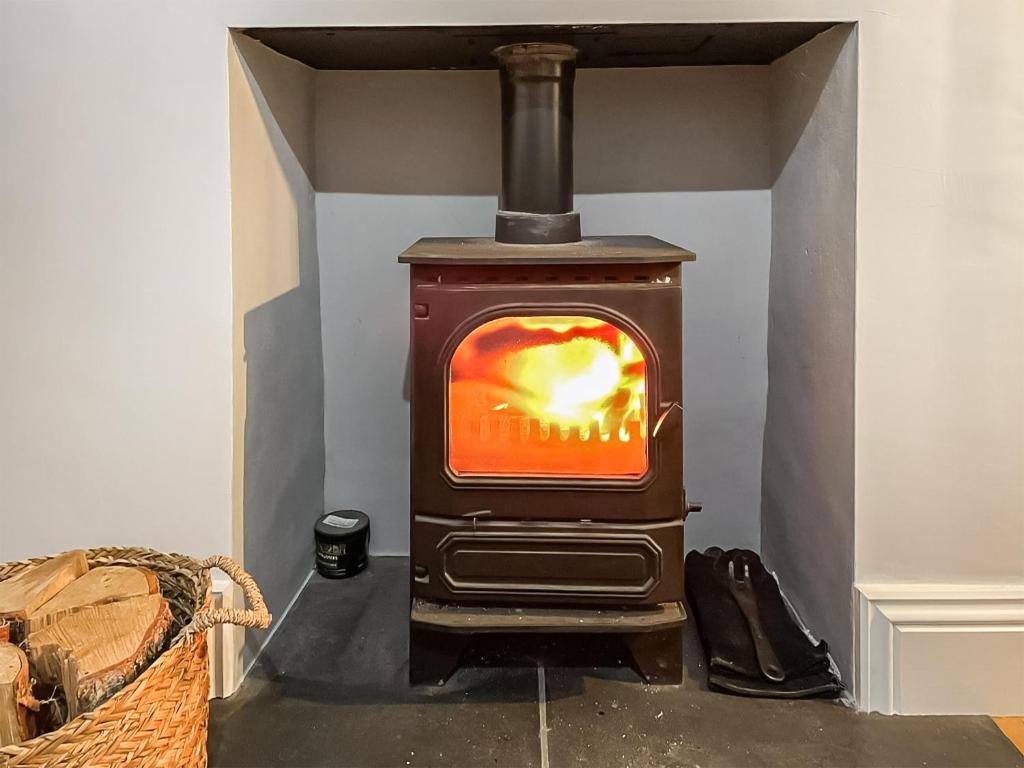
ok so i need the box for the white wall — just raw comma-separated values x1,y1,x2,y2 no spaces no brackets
0,2,233,562
2,0,1021,714
845,0,1024,714
848,1,1023,586
315,67,771,555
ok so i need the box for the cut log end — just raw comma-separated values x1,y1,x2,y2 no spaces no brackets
26,594,173,720
0,643,36,748
2,559,174,735
24,565,161,636
0,551,89,643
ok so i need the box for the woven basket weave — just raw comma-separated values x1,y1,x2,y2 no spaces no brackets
0,547,270,768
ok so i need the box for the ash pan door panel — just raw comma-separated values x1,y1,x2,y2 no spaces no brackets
413,516,684,605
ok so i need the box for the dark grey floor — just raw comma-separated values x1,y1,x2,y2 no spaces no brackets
209,557,1022,768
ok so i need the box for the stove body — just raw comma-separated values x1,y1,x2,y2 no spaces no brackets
398,44,696,684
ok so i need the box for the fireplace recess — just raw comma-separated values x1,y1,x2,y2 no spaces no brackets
399,43,697,684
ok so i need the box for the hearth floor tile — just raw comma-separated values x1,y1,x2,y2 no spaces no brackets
544,665,1021,768
208,558,541,768
210,557,1023,768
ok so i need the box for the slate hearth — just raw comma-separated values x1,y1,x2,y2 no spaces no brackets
208,558,1022,768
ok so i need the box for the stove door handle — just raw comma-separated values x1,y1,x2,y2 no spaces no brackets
652,402,682,438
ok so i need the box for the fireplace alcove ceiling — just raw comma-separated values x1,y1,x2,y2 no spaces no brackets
242,22,839,70
229,21,855,682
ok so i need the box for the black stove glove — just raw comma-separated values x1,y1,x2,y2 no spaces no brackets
685,547,842,699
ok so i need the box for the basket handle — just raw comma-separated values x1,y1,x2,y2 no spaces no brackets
189,555,272,633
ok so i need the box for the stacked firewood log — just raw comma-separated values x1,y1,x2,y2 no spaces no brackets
0,552,172,746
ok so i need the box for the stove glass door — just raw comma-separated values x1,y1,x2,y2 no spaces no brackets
448,315,648,478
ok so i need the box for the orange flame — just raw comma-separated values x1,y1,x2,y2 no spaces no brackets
449,316,648,477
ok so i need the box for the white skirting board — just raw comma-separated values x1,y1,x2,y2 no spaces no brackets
208,570,314,699
207,575,241,700
856,583,1024,715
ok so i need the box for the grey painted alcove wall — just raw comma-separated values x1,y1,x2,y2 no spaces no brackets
315,65,774,557
230,35,326,665
231,24,857,684
762,25,857,682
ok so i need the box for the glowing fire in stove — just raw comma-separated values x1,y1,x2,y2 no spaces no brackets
448,315,648,477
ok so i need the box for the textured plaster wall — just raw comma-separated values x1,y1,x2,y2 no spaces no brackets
229,35,325,660
762,25,858,682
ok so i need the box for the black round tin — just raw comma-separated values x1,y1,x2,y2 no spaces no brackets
314,510,370,578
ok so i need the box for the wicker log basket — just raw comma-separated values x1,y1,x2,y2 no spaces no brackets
0,547,270,768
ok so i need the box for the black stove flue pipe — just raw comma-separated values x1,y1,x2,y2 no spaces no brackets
493,43,581,245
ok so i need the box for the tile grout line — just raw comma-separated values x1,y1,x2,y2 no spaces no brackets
537,665,550,768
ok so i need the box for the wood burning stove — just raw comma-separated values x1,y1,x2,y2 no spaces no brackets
399,44,696,685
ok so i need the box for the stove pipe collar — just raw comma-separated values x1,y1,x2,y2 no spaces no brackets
493,43,581,245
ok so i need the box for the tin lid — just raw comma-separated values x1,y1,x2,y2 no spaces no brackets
315,510,370,539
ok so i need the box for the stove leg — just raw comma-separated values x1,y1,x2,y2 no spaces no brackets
409,625,469,686
626,626,683,685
